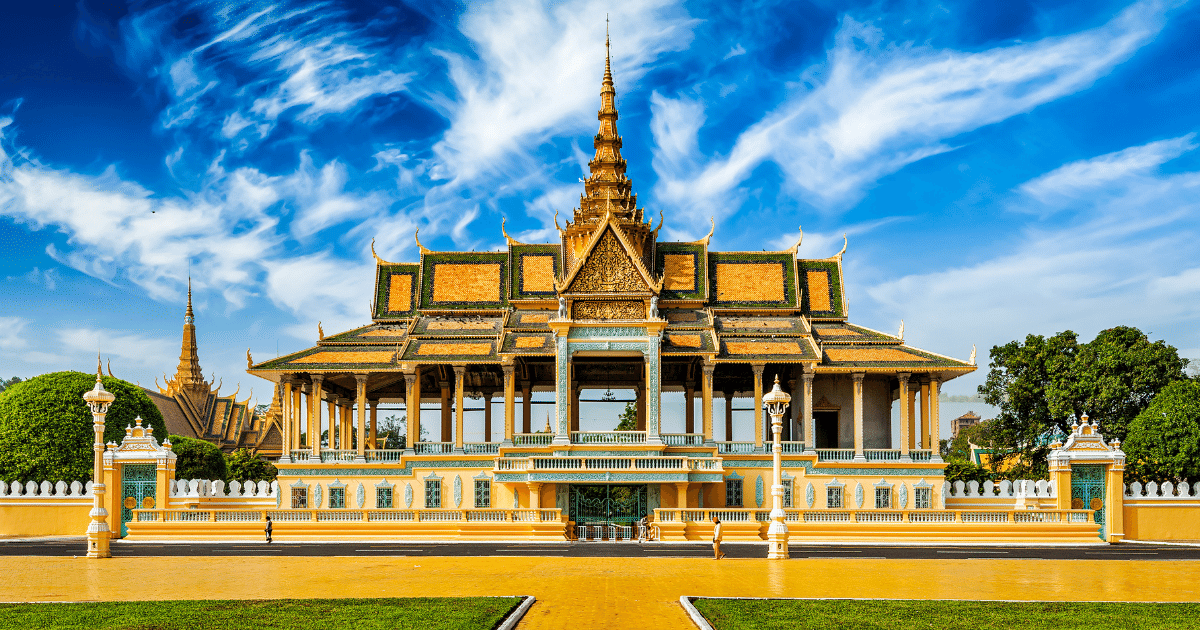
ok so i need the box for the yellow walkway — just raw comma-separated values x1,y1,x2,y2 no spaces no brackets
3,556,1199,629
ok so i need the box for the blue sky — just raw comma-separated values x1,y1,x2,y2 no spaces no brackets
2,0,1199,410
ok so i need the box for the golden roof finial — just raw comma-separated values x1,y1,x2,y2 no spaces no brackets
605,14,612,84
185,276,194,323
414,227,431,254
370,238,393,265
501,218,527,246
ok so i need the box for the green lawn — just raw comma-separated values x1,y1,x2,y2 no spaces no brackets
691,599,1200,630
0,597,523,630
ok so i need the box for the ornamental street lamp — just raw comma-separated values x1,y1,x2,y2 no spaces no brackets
763,374,791,559
83,357,116,559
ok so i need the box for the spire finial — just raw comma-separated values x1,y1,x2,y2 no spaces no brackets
185,277,194,323
604,15,612,84
96,353,103,383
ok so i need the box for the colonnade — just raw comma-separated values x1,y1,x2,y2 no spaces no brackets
274,365,944,459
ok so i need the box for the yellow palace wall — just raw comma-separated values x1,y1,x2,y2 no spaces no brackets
0,502,92,538
1123,503,1200,541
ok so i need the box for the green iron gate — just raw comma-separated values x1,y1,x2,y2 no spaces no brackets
568,485,648,528
120,464,157,537
1071,464,1106,540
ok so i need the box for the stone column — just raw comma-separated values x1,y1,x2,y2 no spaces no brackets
483,392,493,443
645,335,663,445
453,365,466,452
802,367,815,452
326,397,338,449
786,377,799,442
635,384,646,431
752,363,765,451
852,372,865,462
292,383,303,451
280,377,294,463
920,378,930,449
675,482,689,509
570,382,580,433
701,363,715,445
502,365,516,446
355,374,368,462
724,391,734,442
440,379,452,443
685,383,695,435
907,385,918,450
369,399,379,449
898,373,911,462
521,381,532,434
553,332,570,446
404,369,420,453
930,376,943,463
309,375,323,459
527,482,542,509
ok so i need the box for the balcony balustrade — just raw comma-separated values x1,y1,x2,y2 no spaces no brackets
661,433,704,446
493,456,722,473
413,442,454,455
464,442,500,455
364,449,403,463
571,431,647,444
512,433,552,446
319,449,357,463
816,448,856,461
715,441,755,454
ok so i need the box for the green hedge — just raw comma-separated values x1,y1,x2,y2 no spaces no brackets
0,372,168,483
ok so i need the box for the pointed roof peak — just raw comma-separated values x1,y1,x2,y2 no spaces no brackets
186,277,194,321
604,15,612,85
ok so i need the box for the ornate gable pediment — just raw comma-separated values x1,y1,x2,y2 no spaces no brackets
565,227,653,294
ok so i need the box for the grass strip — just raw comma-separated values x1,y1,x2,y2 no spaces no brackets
692,599,1200,630
0,597,523,630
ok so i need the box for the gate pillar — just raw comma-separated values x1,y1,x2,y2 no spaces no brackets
1047,414,1125,543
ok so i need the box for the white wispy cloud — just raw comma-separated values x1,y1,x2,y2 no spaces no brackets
0,316,30,350
866,135,1200,391
653,0,1177,224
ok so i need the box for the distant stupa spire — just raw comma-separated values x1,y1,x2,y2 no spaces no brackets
172,277,207,392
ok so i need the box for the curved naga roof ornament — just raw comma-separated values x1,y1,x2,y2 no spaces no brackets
788,225,803,255
553,210,563,236
370,238,393,265
834,234,848,260
688,217,715,246
501,218,527,246
414,228,431,255
650,210,664,239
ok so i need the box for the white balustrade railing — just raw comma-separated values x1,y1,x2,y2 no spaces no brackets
662,433,704,446
816,448,855,461
319,449,357,462
1126,480,1200,499
464,442,500,455
364,449,404,462
495,456,723,473
0,479,93,498
413,442,454,454
780,441,805,454
168,479,277,499
513,433,553,446
133,508,565,525
910,449,934,462
653,508,1096,526
864,449,901,462
571,431,647,444
716,441,755,454
945,479,1057,499
289,450,313,462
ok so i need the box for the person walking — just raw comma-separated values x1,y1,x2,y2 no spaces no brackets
712,515,725,559
265,515,273,544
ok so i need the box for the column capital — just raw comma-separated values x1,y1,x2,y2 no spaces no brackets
452,364,466,376
801,370,815,383
310,373,324,386
502,364,515,377
280,374,296,385
354,373,369,385
404,372,417,386
702,363,716,376
751,362,766,375
898,372,911,383
851,371,865,382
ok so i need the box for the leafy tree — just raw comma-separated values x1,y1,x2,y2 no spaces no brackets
0,372,168,483
944,421,994,462
225,448,277,483
377,414,425,449
615,401,637,431
979,327,1187,477
169,434,227,480
0,376,22,394
1122,380,1200,483
943,460,991,485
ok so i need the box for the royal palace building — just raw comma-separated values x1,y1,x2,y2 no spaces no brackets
242,42,983,537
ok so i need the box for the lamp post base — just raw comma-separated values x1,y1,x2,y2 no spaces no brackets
767,519,789,559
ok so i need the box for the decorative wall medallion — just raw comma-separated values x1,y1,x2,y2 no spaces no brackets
453,475,463,508
572,300,645,320
898,483,908,509
755,475,765,508
854,483,863,509
276,487,282,508
514,488,520,509
404,482,413,508
314,484,323,509
805,482,815,508
356,483,365,508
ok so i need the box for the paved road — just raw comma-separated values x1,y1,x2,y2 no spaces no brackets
3,538,1198,559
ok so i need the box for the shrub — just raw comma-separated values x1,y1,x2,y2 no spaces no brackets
226,448,278,482
1123,380,1200,483
0,371,168,483
942,459,992,485
169,434,227,481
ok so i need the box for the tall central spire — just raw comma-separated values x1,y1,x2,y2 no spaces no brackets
575,19,639,224
174,278,207,391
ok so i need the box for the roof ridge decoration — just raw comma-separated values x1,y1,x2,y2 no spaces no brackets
556,211,662,294
501,218,527,246
414,228,431,255
687,218,715,246
370,238,394,265
788,226,803,256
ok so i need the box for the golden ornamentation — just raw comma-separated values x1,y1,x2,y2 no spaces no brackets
142,496,155,509
521,255,556,293
722,318,789,329
361,328,405,337
520,313,550,323
1072,497,1084,509
568,230,647,293
714,263,785,302
816,327,860,336
807,270,832,311
416,342,492,356
291,351,398,364
124,497,136,510
666,310,698,322
667,334,702,348
824,348,930,362
387,274,413,312
1090,497,1103,510
662,254,695,291
572,300,645,320
514,336,547,348
431,263,501,303
427,321,494,330
726,341,807,355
